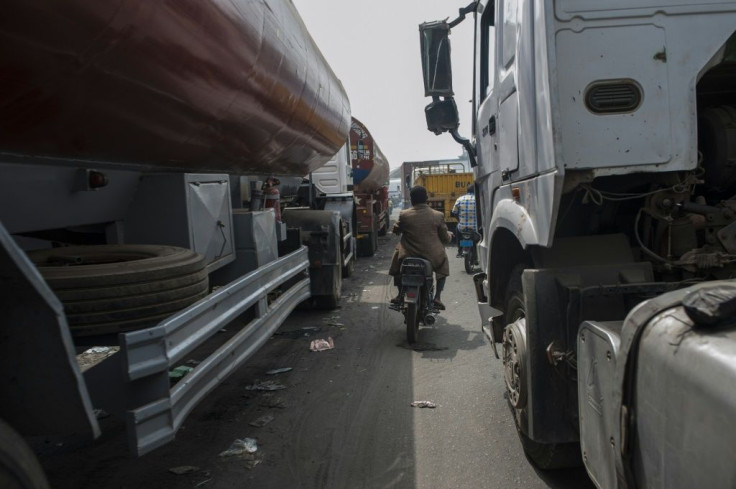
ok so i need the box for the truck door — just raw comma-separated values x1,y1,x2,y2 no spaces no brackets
475,1,498,179
497,0,520,178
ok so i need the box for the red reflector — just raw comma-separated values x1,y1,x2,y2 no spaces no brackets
407,291,416,298
89,170,109,189
312,260,321,267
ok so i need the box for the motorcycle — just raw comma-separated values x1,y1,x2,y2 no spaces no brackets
457,229,481,274
390,257,437,343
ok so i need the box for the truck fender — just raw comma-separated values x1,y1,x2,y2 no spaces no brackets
488,197,539,249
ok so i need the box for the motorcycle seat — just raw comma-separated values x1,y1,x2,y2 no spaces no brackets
400,257,433,277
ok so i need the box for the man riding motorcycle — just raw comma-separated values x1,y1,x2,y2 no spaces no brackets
389,185,453,309
451,184,477,257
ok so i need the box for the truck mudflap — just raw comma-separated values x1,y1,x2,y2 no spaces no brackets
588,281,736,489
85,246,310,456
0,222,100,439
473,272,503,358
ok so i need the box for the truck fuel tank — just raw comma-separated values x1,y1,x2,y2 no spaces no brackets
350,117,389,194
0,0,350,176
578,282,736,489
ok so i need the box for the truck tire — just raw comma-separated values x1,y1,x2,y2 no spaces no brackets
0,419,50,489
314,265,341,310
342,253,354,278
28,245,209,336
503,265,582,469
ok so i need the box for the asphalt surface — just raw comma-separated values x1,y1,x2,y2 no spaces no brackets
37,229,595,489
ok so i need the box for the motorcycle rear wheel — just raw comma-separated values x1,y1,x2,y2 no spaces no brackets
406,302,419,343
464,251,474,274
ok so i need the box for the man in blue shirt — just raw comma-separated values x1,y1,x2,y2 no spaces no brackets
452,185,477,257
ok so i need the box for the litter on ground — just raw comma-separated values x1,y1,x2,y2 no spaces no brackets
169,365,194,380
265,367,292,375
310,337,334,352
411,401,437,408
218,438,260,468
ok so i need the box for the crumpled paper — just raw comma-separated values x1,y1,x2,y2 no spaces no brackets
410,401,437,408
310,337,334,352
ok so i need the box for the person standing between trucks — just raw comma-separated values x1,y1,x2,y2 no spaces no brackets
389,185,453,309
451,184,477,257
262,177,282,222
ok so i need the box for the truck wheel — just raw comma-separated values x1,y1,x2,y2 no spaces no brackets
28,245,209,337
503,265,581,469
0,419,50,489
342,255,354,278
314,265,341,310
357,236,373,257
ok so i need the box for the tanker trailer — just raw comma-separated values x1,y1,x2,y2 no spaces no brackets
277,141,357,308
350,117,391,257
0,0,349,484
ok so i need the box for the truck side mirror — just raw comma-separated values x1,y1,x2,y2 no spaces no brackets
419,21,454,97
425,98,460,135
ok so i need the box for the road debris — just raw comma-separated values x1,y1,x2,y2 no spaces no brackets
245,380,286,391
169,466,200,475
249,414,274,427
411,401,437,408
84,346,111,354
310,337,334,352
274,326,321,339
265,367,292,375
169,365,194,380
219,438,260,469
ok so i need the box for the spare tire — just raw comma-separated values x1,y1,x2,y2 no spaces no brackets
27,245,209,337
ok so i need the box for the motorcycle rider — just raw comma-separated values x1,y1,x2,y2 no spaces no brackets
389,185,453,310
451,184,477,257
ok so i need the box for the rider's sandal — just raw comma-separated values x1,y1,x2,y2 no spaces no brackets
433,299,446,310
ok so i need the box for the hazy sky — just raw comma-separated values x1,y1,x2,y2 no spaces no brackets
292,0,475,170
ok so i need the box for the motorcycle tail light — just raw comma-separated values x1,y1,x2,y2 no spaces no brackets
407,291,416,298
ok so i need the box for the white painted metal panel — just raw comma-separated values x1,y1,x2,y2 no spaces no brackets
556,25,671,169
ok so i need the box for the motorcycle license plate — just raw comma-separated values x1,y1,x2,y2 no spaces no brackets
459,240,473,247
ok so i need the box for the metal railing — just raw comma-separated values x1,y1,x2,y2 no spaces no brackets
120,246,310,456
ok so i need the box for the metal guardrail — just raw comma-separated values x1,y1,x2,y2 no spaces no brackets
121,246,310,456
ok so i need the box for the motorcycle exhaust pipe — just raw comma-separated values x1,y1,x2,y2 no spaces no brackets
424,314,436,325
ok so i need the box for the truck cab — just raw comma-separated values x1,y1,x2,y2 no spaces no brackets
419,0,736,485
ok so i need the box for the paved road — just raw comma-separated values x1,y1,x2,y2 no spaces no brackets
38,232,595,489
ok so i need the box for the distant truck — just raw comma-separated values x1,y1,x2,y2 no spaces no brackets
419,1,736,487
350,117,391,257
413,166,474,230
388,178,403,207
0,0,350,485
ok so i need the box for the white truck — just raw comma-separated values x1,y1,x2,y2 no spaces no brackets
0,0,350,486
419,1,736,487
